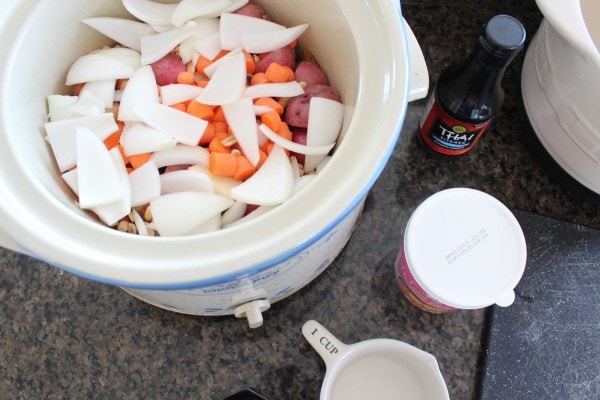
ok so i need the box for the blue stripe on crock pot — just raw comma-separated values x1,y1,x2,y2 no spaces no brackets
22,5,411,291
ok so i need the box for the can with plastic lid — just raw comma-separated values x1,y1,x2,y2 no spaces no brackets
395,188,527,313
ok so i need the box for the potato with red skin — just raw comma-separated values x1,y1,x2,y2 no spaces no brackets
233,2,271,20
295,61,329,86
291,127,307,165
151,53,186,86
284,85,342,128
255,46,296,74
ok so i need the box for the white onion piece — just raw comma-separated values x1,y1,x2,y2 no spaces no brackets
219,12,284,51
140,21,198,65
202,47,242,78
243,81,305,99
92,147,132,226
197,52,246,105
188,165,240,197
82,17,156,52
82,80,117,109
220,200,247,226
230,144,294,205
258,123,334,155
128,160,161,207
131,208,149,236
132,101,207,146
120,123,177,156
222,98,260,166
76,127,123,209
67,90,106,117
66,53,136,85
118,65,160,122
242,24,309,54
150,191,234,236
178,18,220,64
223,205,275,228
290,156,301,181
47,95,78,122
253,105,274,116
160,84,204,106
160,169,214,194
122,0,177,27
304,97,345,172
45,113,119,172
171,0,231,27
192,31,222,61
218,0,250,16
185,215,222,235
151,144,210,169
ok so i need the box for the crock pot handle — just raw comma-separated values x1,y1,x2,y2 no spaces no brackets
403,18,429,102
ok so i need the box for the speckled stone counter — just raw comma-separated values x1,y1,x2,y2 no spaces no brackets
1,1,599,399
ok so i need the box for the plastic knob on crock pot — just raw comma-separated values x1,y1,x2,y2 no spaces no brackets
233,299,271,328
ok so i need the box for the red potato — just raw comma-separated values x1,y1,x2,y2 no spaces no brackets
291,127,307,165
233,2,272,20
255,46,296,74
151,53,186,86
284,85,342,128
295,61,329,86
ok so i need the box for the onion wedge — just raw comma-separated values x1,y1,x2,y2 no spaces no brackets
258,123,335,155
243,81,305,99
120,123,177,156
170,0,231,27
128,160,161,207
229,144,294,206
242,24,309,54
122,0,177,27
222,98,260,166
196,52,246,105
151,144,210,169
160,84,204,106
160,169,214,194
219,12,284,51
82,17,156,53
140,21,198,65
150,191,234,236
118,65,160,122
132,101,207,146
304,97,345,172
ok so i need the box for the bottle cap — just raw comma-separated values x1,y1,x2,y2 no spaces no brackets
483,15,526,55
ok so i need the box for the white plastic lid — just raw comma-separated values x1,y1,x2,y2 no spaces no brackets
403,188,527,309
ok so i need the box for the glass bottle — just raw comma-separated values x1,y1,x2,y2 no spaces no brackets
418,14,526,156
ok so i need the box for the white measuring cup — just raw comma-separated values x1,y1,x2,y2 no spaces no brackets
302,320,450,400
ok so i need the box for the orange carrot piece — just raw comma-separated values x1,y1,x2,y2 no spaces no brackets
250,72,271,86
256,149,268,169
103,121,124,150
264,63,295,83
261,110,282,133
209,152,237,177
276,121,293,141
289,39,298,48
197,80,209,88
209,136,231,153
254,97,284,115
234,155,256,181
199,122,217,145
211,106,227,122
170,102,188,112
129,152,152,169
214,49,229,61
243,51,256,75
187,100,215,120
212,121,229,134
177,71,196,85
195,55,212,75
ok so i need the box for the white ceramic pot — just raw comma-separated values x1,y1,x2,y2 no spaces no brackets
0,0,427,327
522,0,600,194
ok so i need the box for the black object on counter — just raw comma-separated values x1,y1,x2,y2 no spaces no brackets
477,210,600,399
220,388,269,400
418,15,526,156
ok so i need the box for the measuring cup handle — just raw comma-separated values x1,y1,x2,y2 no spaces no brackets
302,320,347,368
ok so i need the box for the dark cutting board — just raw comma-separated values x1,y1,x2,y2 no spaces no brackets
477,210,600,400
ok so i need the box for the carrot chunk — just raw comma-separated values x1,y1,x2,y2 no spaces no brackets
209,152,237,177
261,110,282,133
187,100,215,120
129,152,152,169
176,71,195,85
254,97,284,115
250,72,271,86
234,155,256,181
264,63,295,83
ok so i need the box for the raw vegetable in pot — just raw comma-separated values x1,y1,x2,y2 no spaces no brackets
43,0,345,237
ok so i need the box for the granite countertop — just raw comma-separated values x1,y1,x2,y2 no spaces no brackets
1,1,600,399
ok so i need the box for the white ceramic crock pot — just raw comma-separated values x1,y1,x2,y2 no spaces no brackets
522,0,600,194
0,0,427,327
